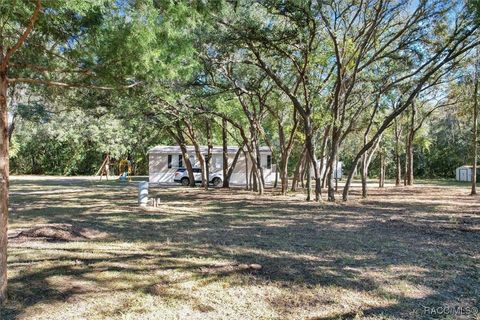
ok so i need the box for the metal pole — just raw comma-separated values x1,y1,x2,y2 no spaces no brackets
138,181,149,206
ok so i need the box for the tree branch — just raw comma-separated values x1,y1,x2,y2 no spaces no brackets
4,0,42,64
8,77,141,90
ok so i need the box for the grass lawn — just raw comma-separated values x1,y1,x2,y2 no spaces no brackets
1,176,479,319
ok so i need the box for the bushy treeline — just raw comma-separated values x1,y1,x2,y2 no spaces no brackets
10,104,155,175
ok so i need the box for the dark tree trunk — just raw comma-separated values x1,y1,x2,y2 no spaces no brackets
300,158,306,188
222,119,229,188
327,131,340,201
278,124,288,194
171,123,195,187
472,57,479,195
319,126,331,189
394,120,402,186
0,65,9,303
235,93,264,194
244,150,249,190
255,144,266,189
291,147,306,192
277,116,298,195
322,158,330,189
404,135,408,186
363,135,382,197
379,153,385,188
191,142,207,187
274,165,279,189
179,146,195,187
185,120,206,189
305,152,312,201
225,146,242,184
304,117,321,201
361,131,369,198
245,147,263,194
361,154,368,198
280,153,288,194
206,121,213,190
406,105,415,186
251,166,257,192
7,114,15,144
406,136,414,186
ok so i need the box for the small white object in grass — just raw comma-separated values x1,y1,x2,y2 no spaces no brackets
138,181,149,206
249,263,262,270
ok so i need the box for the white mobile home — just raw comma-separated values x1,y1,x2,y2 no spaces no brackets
456,165,479,182
315,160,343,180
148,145,274,185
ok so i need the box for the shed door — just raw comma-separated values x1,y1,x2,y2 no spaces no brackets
460,169,467,181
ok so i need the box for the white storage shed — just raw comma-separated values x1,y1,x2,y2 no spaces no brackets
455,165,479,182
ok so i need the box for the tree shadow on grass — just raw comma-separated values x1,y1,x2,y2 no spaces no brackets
4,178,480,319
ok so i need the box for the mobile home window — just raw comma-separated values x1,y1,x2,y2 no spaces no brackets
260,154,267,169
167,155,183,168
214,155,222,169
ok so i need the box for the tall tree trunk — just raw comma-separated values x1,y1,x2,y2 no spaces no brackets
178,146,195,187
255,144,266,189
327,130,340,202
222,119,229,188
278,117,298,195
185,120,206,188
361,126,369,198
245,147,263,194
7,118,14,144
406,104,415,186
0,65,9,303
235,93,264,194
322,158,330,189
191,142,207,188
319,126,331,189
244,150,249,191
361,154,368,198
170,124,195,187
305,152,312,201
7,86,16,144
291,147,306,192
251,167,257,192
472,54,479,195
225,145,243,184
394,119,402,186
280,153,288,194
278,124,288,195
274,164,279,189
363,135,382,197
404,135,408,186
301,158,306,188
406,136,413,186
206,121,213,190
379,152,385,188
183,122,206,187
304,117,321,201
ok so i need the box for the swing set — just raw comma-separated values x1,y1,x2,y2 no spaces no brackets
96,155,133,182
